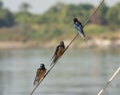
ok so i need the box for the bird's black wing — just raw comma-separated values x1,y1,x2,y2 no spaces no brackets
77,20,83,28
77,21,86,38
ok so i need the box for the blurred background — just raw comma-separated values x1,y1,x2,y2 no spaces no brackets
0,0,120,95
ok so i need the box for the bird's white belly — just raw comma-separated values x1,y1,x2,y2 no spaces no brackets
77,28,85,39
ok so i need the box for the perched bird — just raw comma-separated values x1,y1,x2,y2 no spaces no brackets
50,41,65,65
73,18,87,42
34,64,47,85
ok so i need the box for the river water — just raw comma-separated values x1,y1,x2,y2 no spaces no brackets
0,48,120,95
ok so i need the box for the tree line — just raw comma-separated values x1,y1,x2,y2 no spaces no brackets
0,1,120,28
0,1,119,42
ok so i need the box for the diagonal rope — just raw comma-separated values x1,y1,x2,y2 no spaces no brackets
63,0,104,53
30,63,55,95
98,67,120,95
64,33,79,53
30,0,104,95
30,34,79,95
83,0,104,27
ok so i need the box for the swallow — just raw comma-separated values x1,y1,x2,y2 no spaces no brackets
73,18,87,42
50,41,65,65
34,64,47,85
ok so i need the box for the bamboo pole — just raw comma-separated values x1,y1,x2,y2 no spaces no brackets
30,0,104,95
98,67,120,95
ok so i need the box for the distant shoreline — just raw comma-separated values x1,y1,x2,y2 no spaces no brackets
0,39,120,49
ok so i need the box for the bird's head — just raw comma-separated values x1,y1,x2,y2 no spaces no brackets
73,18,78,23
60,41,64,45
40,63,45,68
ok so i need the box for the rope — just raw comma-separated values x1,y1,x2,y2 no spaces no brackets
30,0,104,94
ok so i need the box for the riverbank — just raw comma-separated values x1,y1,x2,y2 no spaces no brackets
0,39,120,49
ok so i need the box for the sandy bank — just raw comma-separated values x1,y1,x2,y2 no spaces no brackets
0,39,120,49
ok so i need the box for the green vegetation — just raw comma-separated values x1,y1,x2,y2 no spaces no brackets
0,1,14,27
0,1,120,43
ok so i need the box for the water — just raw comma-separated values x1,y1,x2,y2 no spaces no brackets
0,48,120,95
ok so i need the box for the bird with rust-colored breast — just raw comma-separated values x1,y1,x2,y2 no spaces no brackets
73,18,87,43
34,64,47,85
50,41,65,66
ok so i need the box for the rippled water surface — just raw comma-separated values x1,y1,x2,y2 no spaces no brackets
0,48,120,95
